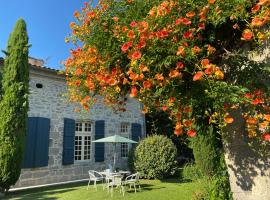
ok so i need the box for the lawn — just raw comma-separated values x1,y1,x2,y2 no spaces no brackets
3,179,205,200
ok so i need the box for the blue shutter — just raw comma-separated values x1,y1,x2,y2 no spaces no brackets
22,117,50,168
95,120,105,162
22,117,38,168
63,118,75,165
34,117,50,167
131,123,142,142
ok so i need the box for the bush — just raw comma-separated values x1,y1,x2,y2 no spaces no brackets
190,126,220,177
134,135,177,179
0,19,29,192
182,164,203,182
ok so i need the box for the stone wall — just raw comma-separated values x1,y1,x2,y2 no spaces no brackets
13,67,145,188
224,110,270,200
224,41,270,200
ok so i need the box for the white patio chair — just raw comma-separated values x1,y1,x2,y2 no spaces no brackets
108,174,125,197
87,170,104,191
125,172,141,193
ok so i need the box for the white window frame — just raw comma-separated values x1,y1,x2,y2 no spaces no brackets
120,122,130,158
74,121,93,162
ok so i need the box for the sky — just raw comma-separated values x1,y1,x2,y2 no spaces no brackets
0,0,96,70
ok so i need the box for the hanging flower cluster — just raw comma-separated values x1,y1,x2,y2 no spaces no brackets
65,0,270,142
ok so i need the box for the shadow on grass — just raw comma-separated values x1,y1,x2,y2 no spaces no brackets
4,182,88,200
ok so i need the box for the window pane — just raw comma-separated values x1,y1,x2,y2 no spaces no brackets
83,136,91,160
84,122,92,132
120,123,129,133
75,122,82,132
74,136,82,160
121,143,128,158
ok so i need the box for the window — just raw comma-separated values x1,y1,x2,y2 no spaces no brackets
120,123,130,158
120,123,129,133
121,142,129,158
74,121,92,162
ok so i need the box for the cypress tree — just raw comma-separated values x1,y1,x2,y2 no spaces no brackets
0,19,29,192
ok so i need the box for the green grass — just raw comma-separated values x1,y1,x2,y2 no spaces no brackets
3,179,206,200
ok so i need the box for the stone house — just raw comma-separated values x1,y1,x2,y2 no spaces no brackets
0,57,146,189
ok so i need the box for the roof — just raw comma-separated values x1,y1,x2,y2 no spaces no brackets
0,57,65,78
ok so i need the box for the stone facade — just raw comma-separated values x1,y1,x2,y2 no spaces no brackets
11,62,146,189
224,110,270,200
224,41,270,200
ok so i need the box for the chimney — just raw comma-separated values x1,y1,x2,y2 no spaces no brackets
28,57,44,67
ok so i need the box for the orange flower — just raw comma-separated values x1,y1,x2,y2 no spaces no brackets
251,4,260,13
122,26,129,32
207,45,216,54
112,16,119,22
176,62,184,69
187,129,196,137
252,98,264,105
130,86,137,98
245,93,253,99
131,50,142,60
258,0,268,5
246,118,257,125
198,22,205,30
192,46,201,54
175,121,182,130
162,105,169,111
205,65,214,75
168,97,176,104
127,30,135,39
183,30,193,39
259,121,269,129
81,95,90,104
74,11,80,18
264,114,270,121
183,106,192,113
136,40,146,49
176,46,186,56
175,17,191,25
183,119,193,127
242,29,253,41
251,17,265,27
143,80,152,89
186,11,196,18
174,128,183,136
139,65,149,72
233,23,240,29
201,59,210,67
169,70,181,78
262,133,270,141
86,11,96,19
208,0,216,4
224,116,234,124
70,22,76,29
130,21,137,27
121,41,133,52
215,68,224,79
193,71,204,81
155,73,164,81
75,68,83,76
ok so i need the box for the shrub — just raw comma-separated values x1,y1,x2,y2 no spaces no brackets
190,126,220,177
0,19,29,192
127,147,135,172
134,135,177,179
182,164,203,182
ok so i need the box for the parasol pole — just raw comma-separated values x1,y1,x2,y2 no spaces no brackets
113,143,116,172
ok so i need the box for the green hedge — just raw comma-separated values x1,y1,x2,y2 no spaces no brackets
134,135,177,179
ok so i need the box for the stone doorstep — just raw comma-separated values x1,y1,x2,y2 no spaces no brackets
9,178,89,192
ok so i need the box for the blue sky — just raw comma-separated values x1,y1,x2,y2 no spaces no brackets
0,0,96,69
